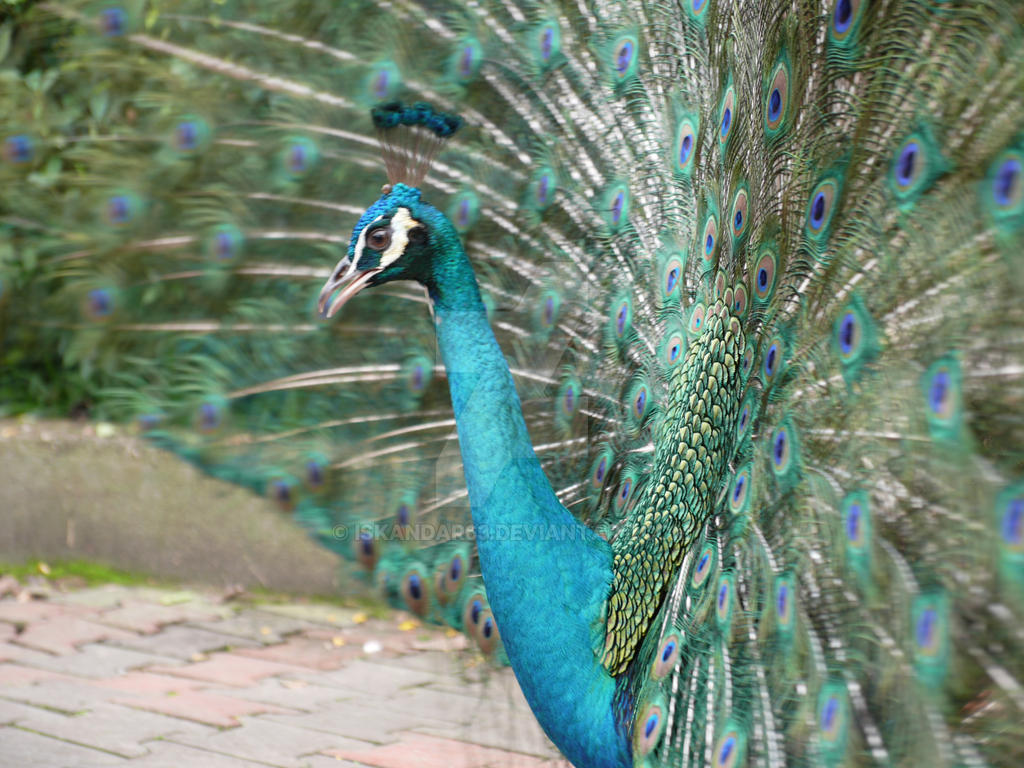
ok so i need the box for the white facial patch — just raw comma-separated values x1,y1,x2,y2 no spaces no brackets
350,207,421,273
379,207,419,268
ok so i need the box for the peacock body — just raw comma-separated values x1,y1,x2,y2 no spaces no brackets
3,1,1024,766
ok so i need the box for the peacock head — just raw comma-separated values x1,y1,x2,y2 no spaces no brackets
318,102,463,318
318,183,441,317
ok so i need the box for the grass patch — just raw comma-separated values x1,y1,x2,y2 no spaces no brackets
0,557,392,617
0,558,157,586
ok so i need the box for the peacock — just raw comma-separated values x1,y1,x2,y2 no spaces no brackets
2,0,1024,766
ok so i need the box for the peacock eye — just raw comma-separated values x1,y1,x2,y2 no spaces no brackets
367,227,392,251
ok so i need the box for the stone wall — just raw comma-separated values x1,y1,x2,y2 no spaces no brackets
0,420,346,595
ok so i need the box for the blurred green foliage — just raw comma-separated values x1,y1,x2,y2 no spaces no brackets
0,8,115,417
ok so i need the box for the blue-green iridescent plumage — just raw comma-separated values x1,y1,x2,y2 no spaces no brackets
3,1,1024,767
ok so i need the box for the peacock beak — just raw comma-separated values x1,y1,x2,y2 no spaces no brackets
318,262,383,319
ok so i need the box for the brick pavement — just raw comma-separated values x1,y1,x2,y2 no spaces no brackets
0,582,567,768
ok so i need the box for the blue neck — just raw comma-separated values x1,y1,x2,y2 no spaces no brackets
429,241,630,768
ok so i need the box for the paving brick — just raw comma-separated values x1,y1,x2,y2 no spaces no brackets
0,725,123,767
13,702,212,758
9,670,204,715
169,715,374,768
0,641,56,665
56,585,210,611
0,599,94,625
264,698,454,744
225,621,435,671
20,642,178,679
0,584,559,768
14,616,137,655
377,687,489,726
113,689,292,728
426,673,535,714
371,649,462,674
0,574,21,597
155,591,234,613
0,662,74,687
48,584,139,610
300,757,378,768
491,755,570,767
440,683,538,726
108,624,259,659
406,677,560,760
291,658,439,697
473,694,547,723
97,599,226,634
415,715,559,760
412,631,470,653
91,671,206,697
323,732,548,768
78,740,270,768
2,676,123,714
343,620,451,658
255,603,358,628
235,634,351,671
149,652,310,687
425,664,518,693
0,697,47,724
188,609,319,645
199,677,345,712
